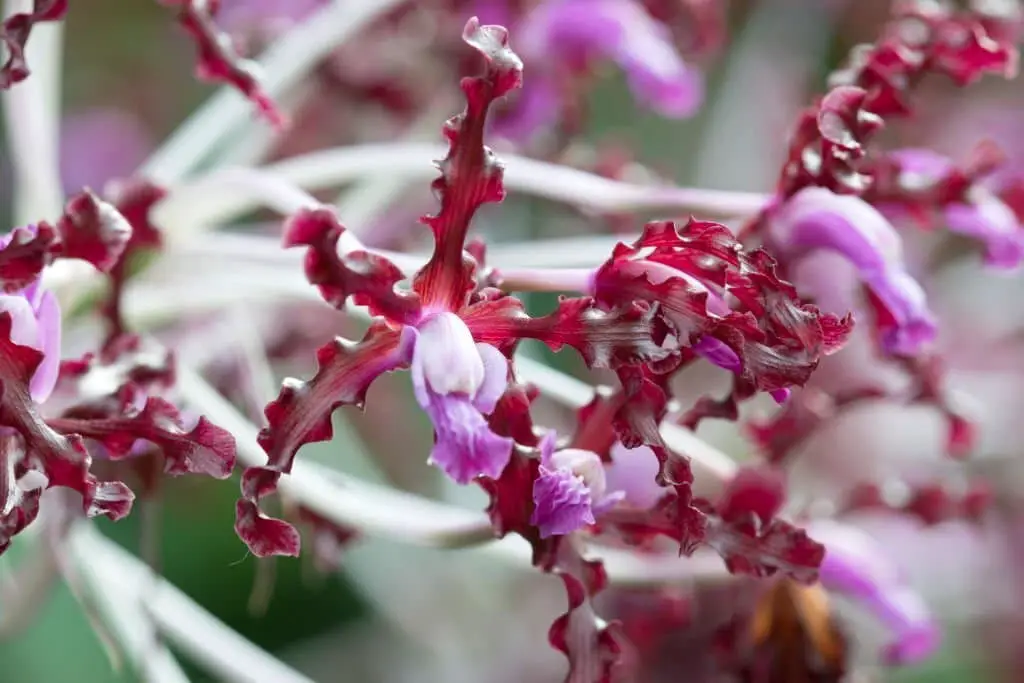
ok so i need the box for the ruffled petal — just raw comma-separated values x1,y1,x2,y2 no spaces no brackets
531,464,594,538
519,0,702,116
424,392,513,484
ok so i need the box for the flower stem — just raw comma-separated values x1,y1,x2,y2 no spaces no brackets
154,143,768,234
70,523,316,683
66,525,191,683
495,267,595,293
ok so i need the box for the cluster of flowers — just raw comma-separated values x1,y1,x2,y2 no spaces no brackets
0,0,1021,681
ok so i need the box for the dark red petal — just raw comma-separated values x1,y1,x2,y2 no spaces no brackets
487,381,541,447
701,466,823,583
237,323,406,557
0,314,134,555
608,367,707,554
844,479,991,526
901,354,977,459
572,392,619,460
746,387,885,464
55,335,235,478
283,206,421,324
634,219,742,281
59,334,176,397
716,466,785,524
412,18,523,311
462,295,669,369
0,224,59,293
776,2,1019,199
236,468,300,558
55,189,133,272
549,545,627,683
101,179,168,341
158,0,284,127
479,446,628,681
105,178,166,252
0,0,66,89
929,13,1018,85
50,390,236,479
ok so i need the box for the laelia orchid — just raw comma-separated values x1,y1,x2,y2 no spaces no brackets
1,1,1023,682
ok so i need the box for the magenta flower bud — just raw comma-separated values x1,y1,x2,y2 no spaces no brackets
410,312,513,484
813,520,940,665
768,187,937,356
531,436,625,538
889,148,1024,268
0,229,61,403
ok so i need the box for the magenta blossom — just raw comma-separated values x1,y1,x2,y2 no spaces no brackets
0,227,61,403
884,148,1024,269
813,520,940,665
496,0,702,141
766,187,937,356
409,312,513,484
530,434,625,537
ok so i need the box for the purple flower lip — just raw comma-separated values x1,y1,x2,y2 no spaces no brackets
409,313,513,484
531,435,625,538
497,0,703,141
768,187,938,356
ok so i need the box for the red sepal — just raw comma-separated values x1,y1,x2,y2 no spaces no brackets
412,18,523,311
0,314,134,556
461,295,670,369
236,323,407,557
101,179,168,340
283,206,421,324
700,467,824,583
54,189,133,273
0,224,59,293
0,0,66,89
158,0,285,127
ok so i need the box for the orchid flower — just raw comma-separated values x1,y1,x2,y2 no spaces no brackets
0,2,1021,682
